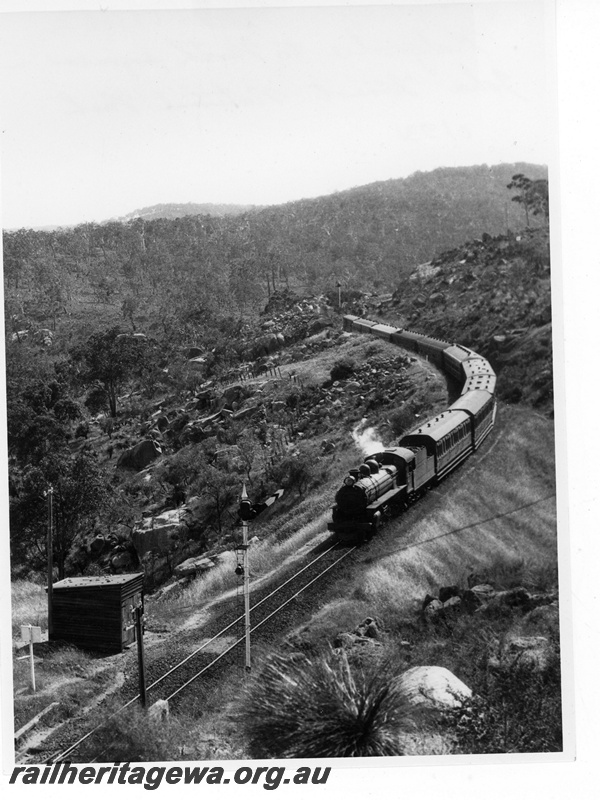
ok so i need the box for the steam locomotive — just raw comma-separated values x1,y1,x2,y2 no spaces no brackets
328,316,497,542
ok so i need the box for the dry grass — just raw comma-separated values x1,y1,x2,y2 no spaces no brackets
305,404,558,628
151,448,360,624
11,580,47,637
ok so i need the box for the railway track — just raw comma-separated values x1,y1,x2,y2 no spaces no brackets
31,540,357,763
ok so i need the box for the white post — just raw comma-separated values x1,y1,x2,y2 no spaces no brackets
240,483,251,674
28,626,36,692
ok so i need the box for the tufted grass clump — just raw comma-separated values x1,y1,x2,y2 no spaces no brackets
77,705,200,763
237,649,416,758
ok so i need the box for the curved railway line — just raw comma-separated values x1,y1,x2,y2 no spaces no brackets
32,542,357,763
21,313,501,764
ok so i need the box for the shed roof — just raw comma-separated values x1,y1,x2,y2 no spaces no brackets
52,574,143,590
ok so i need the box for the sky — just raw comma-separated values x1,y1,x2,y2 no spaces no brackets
0,0,555,229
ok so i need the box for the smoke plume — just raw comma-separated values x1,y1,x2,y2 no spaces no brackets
352,419,385,457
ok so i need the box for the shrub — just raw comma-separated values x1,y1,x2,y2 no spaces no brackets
330,358,356,382
75,421,89,439
388,405,415,436
444,653,562,753
77,706,198,762
268,448,317,496
237,650,416,758
84,384,109,415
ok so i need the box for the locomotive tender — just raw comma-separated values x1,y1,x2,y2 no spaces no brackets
328,315,497,542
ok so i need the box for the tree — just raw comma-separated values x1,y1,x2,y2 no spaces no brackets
71,327,152,417
194,463,240,536
10,451,110,579
507,174,549,225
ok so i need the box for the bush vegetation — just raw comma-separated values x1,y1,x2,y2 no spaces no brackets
237,650,418,758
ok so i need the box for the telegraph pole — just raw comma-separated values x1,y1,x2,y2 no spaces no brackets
47,486,54,639
239,484,252,673
133,604,147,707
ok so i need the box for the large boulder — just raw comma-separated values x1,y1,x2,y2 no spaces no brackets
221,384,247,408
116,439,162,471
251,334,283,360
174,555,215,578
395,666,472,710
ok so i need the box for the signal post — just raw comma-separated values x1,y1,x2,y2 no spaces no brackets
237,485,284,674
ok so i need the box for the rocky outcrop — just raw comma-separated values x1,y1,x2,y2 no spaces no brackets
333,617,385,658
422,583,558,620
132,509,185,557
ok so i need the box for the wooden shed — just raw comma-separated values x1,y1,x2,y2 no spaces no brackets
50,574,144,654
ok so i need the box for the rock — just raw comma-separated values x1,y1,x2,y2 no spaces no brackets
489,635,553,673
422,593,437,610
132,510,184,557
333,632,383,652
111,550,135,570
222,384,246,407
32,328,54,346
308,318,332,335
174,556,215,578
353,617,380,639
439,585,461,603
90,536,108,556
442,596,462,612
232,405,258,421
170,413,191,433
116,439,162,471
476,587,532,615
470,584,496,602
423,599,444,616
523,601,559,633
148,699,169,720
461,589,482,612
188,356,207,371
395,666,472,709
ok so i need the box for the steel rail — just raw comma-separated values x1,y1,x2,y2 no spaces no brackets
49,542,342,763
166,546,356,701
